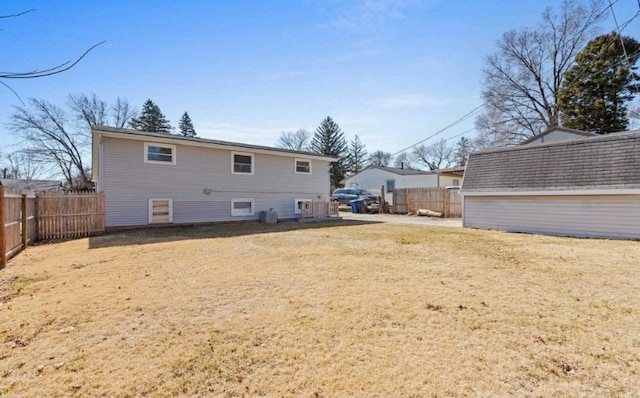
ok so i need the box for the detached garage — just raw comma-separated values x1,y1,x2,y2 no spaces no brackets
460,130,640,239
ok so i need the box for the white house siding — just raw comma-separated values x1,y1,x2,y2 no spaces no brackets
463,195,640,239
403,174,439,188
345,168,394,192
101,136,330,227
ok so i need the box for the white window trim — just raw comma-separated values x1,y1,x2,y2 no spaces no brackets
294,158,312,174
144,142,176,165
148,198,173,224
231,151,254,175
294,198,313,214
231,198,255,217
386,179,395,193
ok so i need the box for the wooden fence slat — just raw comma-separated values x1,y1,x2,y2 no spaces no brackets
392,187,462,218
2,189,105,267
35,192,105,241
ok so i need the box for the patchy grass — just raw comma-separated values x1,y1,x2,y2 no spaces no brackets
1,221,639,397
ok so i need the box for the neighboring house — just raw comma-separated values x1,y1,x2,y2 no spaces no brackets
344,165,462,204
460,130,640,239
91,126,336,228
0,179,62,192
520,126,597,146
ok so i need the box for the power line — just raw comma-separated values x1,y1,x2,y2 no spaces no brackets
391,0,638,157
609,0,632,67
390,104,483,157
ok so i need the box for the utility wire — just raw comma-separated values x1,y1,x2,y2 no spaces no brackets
609,0,632,67
390,104,484,157
391,0,637,157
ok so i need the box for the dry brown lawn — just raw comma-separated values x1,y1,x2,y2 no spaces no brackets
1,221,639,397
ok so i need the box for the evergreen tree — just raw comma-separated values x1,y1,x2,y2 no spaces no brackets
557,33,640,134
179,111,197,137
454,136,472,166
129,99,172,134
310,116,348,188
345,134,368,175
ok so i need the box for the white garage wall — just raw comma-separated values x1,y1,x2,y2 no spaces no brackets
464,195,640,239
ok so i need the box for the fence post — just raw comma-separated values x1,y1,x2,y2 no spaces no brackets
443,188,450,218
34,194,40,241
21,194,28,248
0,185,6,268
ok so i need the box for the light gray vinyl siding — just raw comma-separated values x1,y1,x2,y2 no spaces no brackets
102,136,330,227
463,195,640,239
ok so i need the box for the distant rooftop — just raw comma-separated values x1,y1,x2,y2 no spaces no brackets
0,179,62,191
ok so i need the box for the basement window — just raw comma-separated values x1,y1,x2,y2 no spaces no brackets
295,198,312,214
231,198,255,216
149,199,173,224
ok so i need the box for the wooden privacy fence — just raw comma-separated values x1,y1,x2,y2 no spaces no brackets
36,191,105,241
393,187,462,218
0,187,105,268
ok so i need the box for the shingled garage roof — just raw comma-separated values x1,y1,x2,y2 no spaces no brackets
461,130,640,193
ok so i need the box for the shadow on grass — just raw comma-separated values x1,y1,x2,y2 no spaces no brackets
88,219,381,249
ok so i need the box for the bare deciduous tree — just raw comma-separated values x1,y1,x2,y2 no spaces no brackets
368,150,392,167
10,95,136,188
11,99,91,187
0,150,48,180
393,152,413,169
412,139,454,170
477,0,604,143
68,93,136,128
276,129,311,151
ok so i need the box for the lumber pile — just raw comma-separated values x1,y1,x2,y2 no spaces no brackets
416,208,443,218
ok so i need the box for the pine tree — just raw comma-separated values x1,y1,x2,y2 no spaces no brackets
557,33,640,134
178,112,197,137
310,116,348,188
454,136,472,166
129,99,172,134
345,134,368,175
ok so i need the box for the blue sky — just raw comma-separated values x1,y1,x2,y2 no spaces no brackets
2,0,639,156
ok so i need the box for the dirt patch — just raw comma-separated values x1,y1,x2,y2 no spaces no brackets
1,222,639,397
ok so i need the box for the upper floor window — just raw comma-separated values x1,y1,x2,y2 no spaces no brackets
232,152,254,175
295,158,312,174
144,143,176,165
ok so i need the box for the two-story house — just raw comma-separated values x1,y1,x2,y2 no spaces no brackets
91,126,336,228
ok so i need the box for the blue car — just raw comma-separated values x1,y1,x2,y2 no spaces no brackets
330,188,379,205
